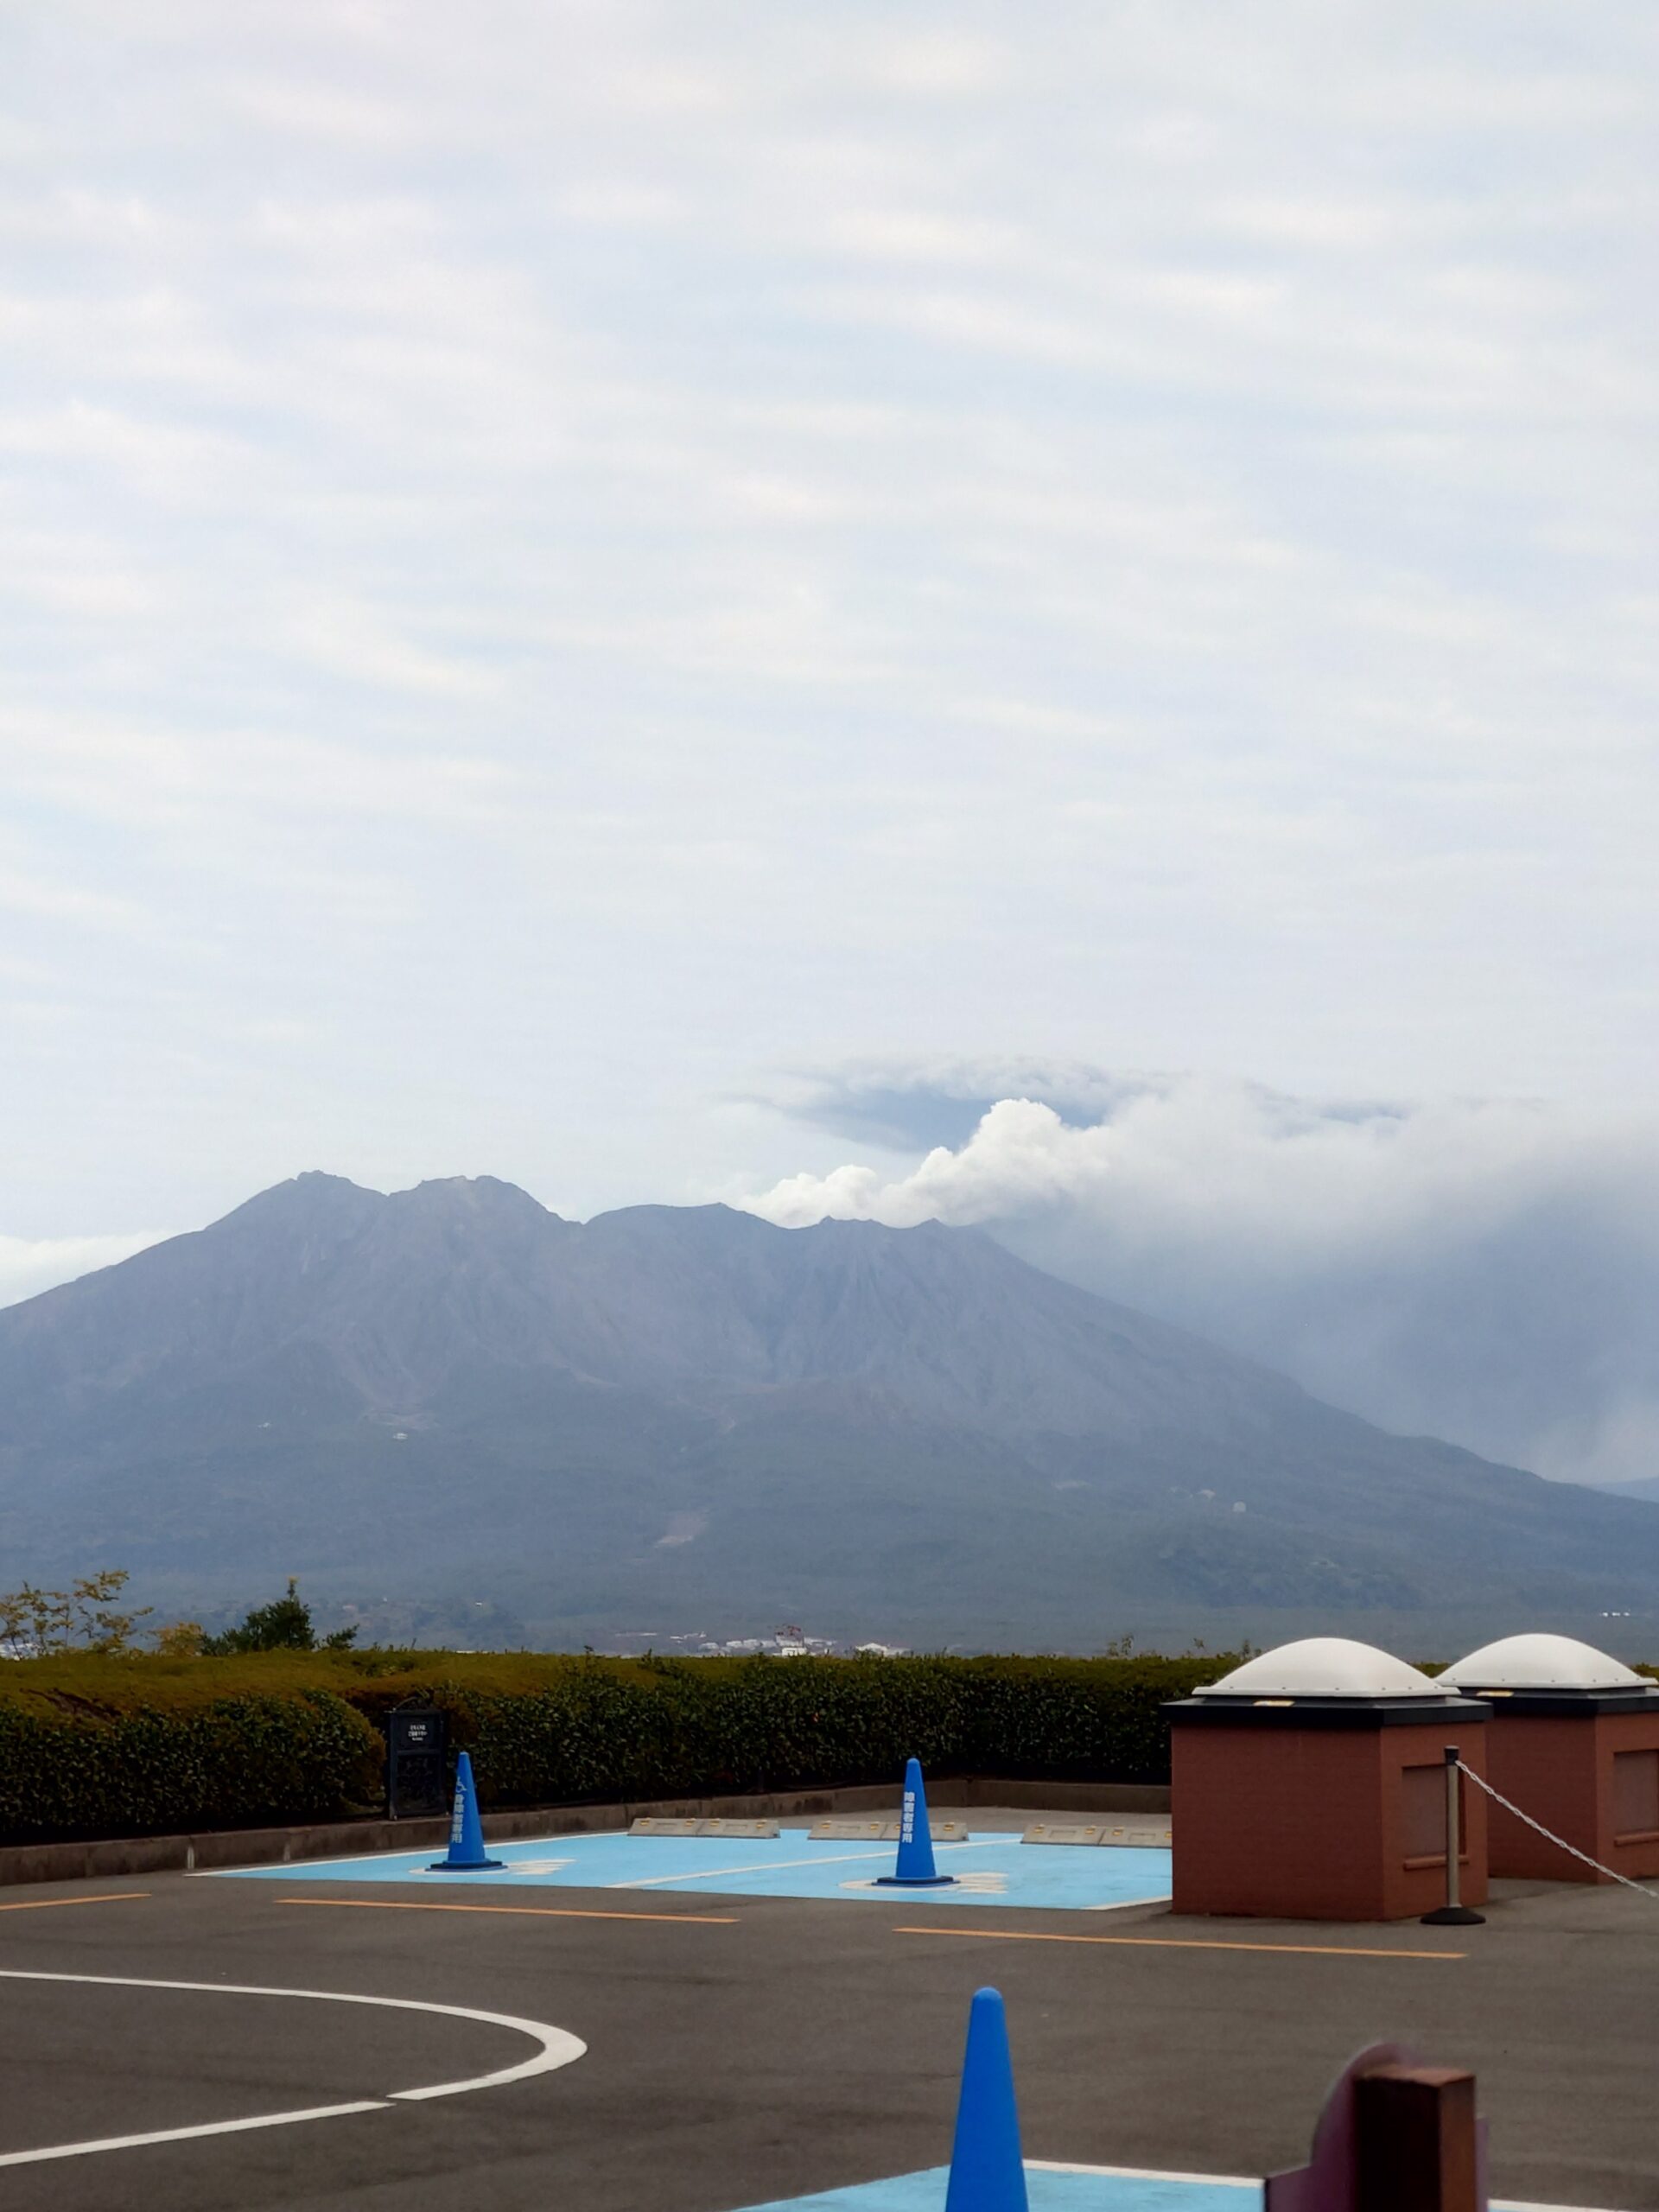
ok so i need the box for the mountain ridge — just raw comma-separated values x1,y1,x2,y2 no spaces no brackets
3,1172,1658,1646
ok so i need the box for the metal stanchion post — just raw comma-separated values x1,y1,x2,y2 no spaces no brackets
1421,1745,1485,1927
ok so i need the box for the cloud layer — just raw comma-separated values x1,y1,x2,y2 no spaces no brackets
3,4,1658,1251
745,1068,1659,1488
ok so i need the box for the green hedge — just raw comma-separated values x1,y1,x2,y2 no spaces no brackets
0,1650,1221,1844
10,1648,1656,1846
319,1651,1229,1810
418,1654,1224,1807
0,1689,383,1845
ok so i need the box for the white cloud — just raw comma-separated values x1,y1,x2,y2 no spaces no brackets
864,33,1012,98
743,1070,1659,1490
0,0,1655,1257
287,601,508,699
0,864,151,931
746,1077,1573,1249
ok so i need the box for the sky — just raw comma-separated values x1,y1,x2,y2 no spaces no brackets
3,5,1657,1481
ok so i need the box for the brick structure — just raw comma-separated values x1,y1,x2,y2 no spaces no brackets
1440,1634,1659,1885
1166,1639,1491,1923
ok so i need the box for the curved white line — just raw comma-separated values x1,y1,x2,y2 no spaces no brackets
0,1968,585,2167
0,2102,387,2170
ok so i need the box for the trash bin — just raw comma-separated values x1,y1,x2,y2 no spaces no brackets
1166,1639,1491,1922
1439,1634,1659,1884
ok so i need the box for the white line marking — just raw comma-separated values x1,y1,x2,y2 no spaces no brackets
1026,2162,1622,2211
0,1968,585,2166
0,2103,387,2170
1491,2202,1628,2211
1026,2167,1628,2202
608,1840,1006,1888
1028,2160,1257,2184
195,1846,434,1875
194,1830,619,1877
1083,1893,1173,1912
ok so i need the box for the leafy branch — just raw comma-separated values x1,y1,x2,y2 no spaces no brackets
0,1570,152,1656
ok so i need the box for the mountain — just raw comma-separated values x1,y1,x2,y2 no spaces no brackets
1595,1477,1659,1507
4,1172,1659,1648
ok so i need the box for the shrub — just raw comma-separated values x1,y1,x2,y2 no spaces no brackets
0,1686,383,1845
9,1647,1656,1845
0,1649,1232,1843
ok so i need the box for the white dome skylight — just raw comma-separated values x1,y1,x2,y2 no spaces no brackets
1440,1634,1649,1693
1192,1637,1444,1700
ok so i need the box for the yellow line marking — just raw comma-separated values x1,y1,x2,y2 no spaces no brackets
893,1925,1464,1961
279,1896,738,1926
0,1892,149,1914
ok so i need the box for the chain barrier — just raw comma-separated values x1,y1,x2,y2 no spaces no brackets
1453,1759,1659,1903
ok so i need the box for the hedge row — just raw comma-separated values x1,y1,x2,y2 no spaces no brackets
0,1650,1226,1844
416,1652,1224,1808
0,1690,383,1844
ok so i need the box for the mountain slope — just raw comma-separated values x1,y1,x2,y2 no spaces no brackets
1596,1477,1659,1507
3,1173,1659,1643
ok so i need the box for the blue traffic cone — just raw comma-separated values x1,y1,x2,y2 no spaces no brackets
427,1751,505,1871
944,1987,1029,2212
875,1755,957,1886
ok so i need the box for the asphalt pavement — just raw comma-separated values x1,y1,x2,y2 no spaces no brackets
0,1847,1655,2212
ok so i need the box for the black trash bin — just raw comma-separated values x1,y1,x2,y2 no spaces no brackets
387,1705,448,1820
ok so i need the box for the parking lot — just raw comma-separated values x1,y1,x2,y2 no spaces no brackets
2,1812,1655,2212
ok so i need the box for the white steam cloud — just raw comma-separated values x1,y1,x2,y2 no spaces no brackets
744,1072,1659,1490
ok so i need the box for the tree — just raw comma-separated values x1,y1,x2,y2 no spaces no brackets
0,1570,151,1656
200,1580,357,1655
69,1569,153,1652
150,1621,207,1656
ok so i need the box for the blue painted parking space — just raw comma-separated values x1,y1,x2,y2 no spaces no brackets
725,2164,1584,2212
216,1828,1173,1910
727,2164,1255,2212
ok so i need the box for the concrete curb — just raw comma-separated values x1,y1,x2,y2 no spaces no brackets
0,1774,1169,1888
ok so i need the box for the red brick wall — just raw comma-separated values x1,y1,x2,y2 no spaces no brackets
1479,1709,1659,1882
1378,1726,1487,1918
1482,1713,1598,1881
1596,1712,1659,1880
1172,1719,1488,1922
